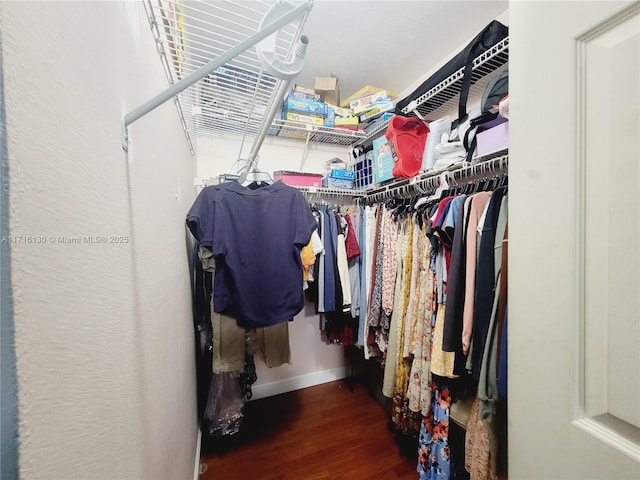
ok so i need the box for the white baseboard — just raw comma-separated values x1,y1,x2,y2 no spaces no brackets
192,427,202,480
249,366,348,401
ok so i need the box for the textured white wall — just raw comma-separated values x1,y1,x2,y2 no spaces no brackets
196,136,349,390
196,134,353,179
2,2,198,479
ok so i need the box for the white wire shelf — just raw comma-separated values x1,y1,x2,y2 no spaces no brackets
143,2,508,157
144,0,309,155
296,185,367,198
401,37,509,118
269,119,367,146
352,36,509,150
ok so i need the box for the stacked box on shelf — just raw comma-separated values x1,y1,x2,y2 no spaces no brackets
341,85,398,108
283,96,327,117
291,84,319,98
322,169,355,189
372,135,396,184
350,90,391,115
284,112,324,126
314,75,340,107
342,88,397,133
274,171,323,187
326,104,353,118
324,107,335,128
279,91,326,139
475,120,509,157
289,84,321,102
359,100,394,122
334,116,359,131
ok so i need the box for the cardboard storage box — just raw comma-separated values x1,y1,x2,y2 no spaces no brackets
274,171,323,187
314,75,340,106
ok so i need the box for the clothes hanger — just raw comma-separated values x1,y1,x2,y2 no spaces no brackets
237,168,274,187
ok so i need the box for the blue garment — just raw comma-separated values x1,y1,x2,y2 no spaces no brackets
417,384,452,480
186,183,235,313
317,210,326,313
186,181,317,328
321,207,336,312
357,206,368,346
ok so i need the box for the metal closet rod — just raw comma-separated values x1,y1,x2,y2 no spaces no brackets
122,0,313,151
363,155,509,204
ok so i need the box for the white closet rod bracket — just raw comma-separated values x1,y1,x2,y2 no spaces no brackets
298,127,314,171
122,0,313,151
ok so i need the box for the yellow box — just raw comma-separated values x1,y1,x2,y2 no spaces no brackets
285,112,324,126
326,103,353,118
334,116,359,127
341,85,399,108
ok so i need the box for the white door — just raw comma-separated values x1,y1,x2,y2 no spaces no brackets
509,1,640,478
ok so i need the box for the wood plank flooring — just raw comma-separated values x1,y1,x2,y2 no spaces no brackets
199,379,418,480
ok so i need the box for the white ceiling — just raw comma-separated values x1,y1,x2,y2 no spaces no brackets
293,0,509,100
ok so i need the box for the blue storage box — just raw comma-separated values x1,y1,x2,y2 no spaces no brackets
283,96,327,116
322,169,355,189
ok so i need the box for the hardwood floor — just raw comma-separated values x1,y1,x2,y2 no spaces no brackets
199,379,419,480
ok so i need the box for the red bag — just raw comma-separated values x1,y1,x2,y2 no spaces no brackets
386,115,429,178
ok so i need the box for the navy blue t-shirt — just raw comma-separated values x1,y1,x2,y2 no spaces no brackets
187,181,317,328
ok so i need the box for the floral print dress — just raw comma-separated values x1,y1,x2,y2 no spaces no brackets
418,384,452,480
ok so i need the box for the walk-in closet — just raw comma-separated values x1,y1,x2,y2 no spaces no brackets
1,1,638,480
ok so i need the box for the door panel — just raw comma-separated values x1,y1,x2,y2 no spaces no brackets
510,1,640,478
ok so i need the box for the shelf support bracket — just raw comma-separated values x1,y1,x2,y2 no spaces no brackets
299,127,314,171
122,0,313,151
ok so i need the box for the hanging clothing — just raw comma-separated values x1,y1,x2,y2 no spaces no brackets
471,187,507,379
391,217,421,437
357,206,369,347
255,322,292,368
316,210,326,313
186,181,317,329
345,213,361,319
441,195,470,376
417,384,452,480
382,216,407,398
407,216,435,414
335,212,352,309
461,192,492,356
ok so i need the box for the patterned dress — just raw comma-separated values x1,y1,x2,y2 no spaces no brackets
391,218,421,436
418,385,452,480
